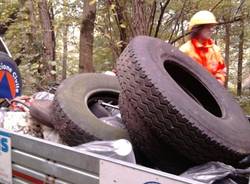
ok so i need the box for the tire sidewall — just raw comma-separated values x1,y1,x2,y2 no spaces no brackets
55,73,129,140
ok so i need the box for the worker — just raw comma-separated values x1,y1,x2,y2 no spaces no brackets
179,10,226,85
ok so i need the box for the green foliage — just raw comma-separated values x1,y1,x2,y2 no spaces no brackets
93,34,114,72
236,95,250,115
0,0,250,97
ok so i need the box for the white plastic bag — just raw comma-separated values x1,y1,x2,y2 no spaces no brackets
0,110,5,128
32,92,55,101
42,125,63,144
181,162,250,184
1,111,43,138
74,139,136,164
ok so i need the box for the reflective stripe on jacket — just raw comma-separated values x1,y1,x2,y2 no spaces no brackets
179,39,226,84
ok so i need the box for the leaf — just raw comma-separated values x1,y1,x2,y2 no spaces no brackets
145,0,155,5
50,61,57,66
104,33,111,40
120,23,126,28
116,41,123,47
50,70,57,75
89,0,96,5
110,4,116,11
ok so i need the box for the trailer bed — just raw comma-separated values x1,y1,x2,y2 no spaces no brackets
0,128,205,184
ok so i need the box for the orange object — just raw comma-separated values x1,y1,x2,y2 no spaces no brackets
179,38,226,85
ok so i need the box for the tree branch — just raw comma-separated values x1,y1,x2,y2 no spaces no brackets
107,0,128,51
168,1,186,42
217,16,242,25
154,0,171,37
170,31,191,44
210,0,224,12
234,0,245,16
149,1,157,36
170,16,242,44
180,13,186,43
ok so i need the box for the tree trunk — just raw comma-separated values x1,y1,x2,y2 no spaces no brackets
131,0,149,36
62,0,68,80
237,20,244,96
111,0,127,52
62,25,68,80
79,0,96,73
27,0,37,38
224,23,230,88
49,2,56,61
38,0,56,81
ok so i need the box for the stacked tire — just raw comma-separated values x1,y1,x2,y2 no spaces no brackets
47,36,250,175
116,36,250,169
51,72,192,173
52,73,129,146
50,72,192,173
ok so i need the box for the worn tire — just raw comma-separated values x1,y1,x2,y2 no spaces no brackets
52,73,129,146
116,36,250,165
0,53,22,99
119,92,194,174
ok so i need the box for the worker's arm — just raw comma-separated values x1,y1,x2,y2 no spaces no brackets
212,45,227,85
215,63,226,85
215,51,227,85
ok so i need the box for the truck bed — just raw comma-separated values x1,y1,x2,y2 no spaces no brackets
0,128,204,184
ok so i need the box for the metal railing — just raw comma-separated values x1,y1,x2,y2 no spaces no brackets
0,128,204,184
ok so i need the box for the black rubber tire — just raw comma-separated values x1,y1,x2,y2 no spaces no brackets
116,36,250,165
52,73,129,146
0,53,22,99
0,51,9,57
119,92,194,174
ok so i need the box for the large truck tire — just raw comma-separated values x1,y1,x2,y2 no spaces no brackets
116,36,250,165
119,92,194,174
52,73,129,146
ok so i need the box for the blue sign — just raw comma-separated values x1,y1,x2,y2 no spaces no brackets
0,61,21,99
0,131,10,153
0,130,12,184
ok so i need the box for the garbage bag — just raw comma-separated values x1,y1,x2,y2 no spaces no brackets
181,162,250,184
90,101,120,119
0,110,5,128
31,91,62,142
99,116,125,129
0,111,43,138
74,139,136,164
97,104,125,129
32,91,54,101
42,125,63,144
89,102,111,118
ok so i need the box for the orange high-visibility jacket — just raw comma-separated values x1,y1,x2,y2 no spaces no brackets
179,39,226,84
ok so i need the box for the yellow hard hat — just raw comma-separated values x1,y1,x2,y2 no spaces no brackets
189,10,218,30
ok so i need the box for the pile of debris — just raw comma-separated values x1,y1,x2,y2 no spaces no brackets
1,36,250,184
